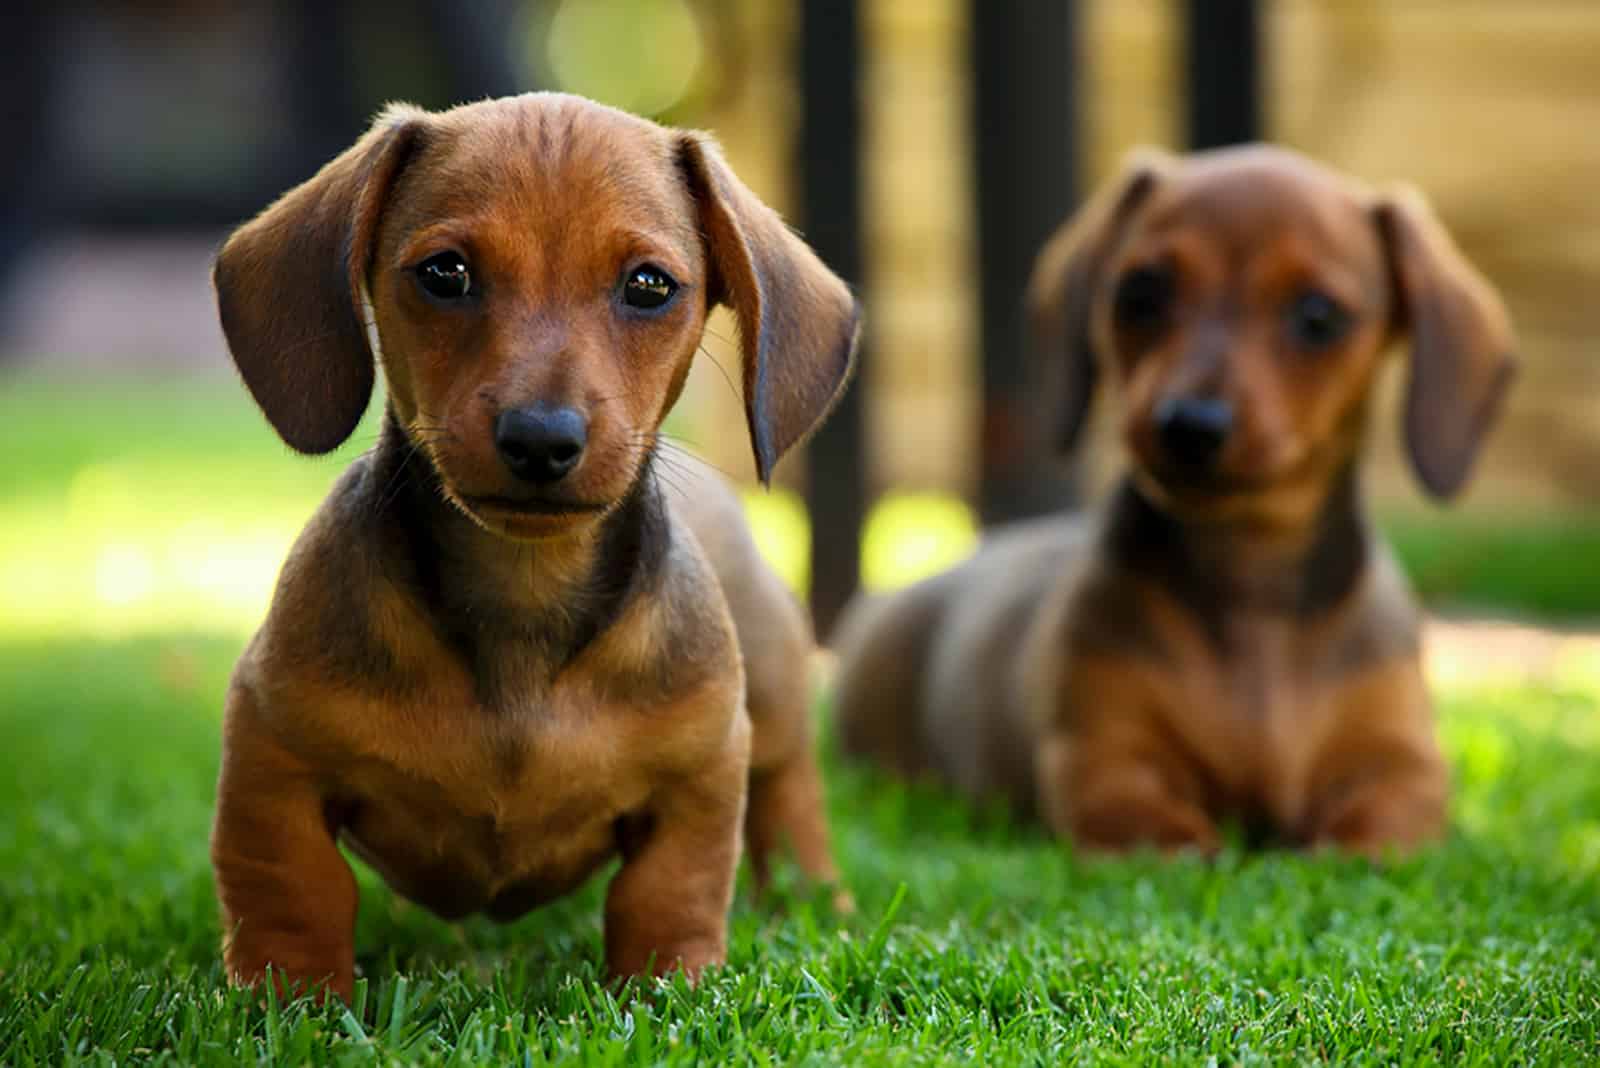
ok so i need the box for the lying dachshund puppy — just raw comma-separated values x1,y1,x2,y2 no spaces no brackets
209,93,857,1002
834,145,1515,855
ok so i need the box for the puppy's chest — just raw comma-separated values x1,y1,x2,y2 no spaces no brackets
325,680,652,916
1149,612,1350,802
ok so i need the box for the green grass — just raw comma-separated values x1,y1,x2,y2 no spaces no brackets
1388,520,1600,622
2,635,1599,1065
2,373,1599,1064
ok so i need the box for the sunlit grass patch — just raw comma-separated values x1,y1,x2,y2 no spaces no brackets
0,377,983,638
1440,680,1600,862
1,479,299,635
2,378,371,637
3,374,1597,639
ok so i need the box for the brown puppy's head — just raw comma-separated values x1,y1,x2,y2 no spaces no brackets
1029,144,1516,522
214,93,859,539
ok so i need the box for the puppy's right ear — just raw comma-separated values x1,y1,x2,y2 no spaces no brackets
213,105,427,453
677,132,861,485
1026,148,1169,453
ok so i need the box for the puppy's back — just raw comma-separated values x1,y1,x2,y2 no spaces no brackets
658,462,818,762
832,516,1089,804
831,568,958,778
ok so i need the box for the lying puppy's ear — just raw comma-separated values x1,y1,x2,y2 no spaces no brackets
677,133,861,485
213,105,428,454
1375,187,1518,500
1027,147,1170,454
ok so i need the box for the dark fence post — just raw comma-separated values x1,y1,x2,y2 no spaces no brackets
798,0,866,640
970,0,1080,525
1184,0,1261,148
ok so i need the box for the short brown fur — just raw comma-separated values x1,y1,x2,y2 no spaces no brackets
210,93,856,1002
834,145,1515,855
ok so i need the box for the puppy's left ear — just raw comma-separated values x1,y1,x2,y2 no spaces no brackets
1027,147,1171,454
678,133,861,484
1375,187,1518,500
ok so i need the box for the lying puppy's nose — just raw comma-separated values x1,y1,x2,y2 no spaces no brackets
1155,397,1232,470
494,406,587,484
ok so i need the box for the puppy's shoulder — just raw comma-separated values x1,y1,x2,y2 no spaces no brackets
580,491,742,704
1316,538,1423,680
971,513,1095,578
274,452,391,579
939,514,1093,635
840,513,1091,669
1018,507,1172,679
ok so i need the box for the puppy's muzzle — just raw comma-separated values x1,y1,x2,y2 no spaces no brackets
1155,396,1232,472
494,405,588,485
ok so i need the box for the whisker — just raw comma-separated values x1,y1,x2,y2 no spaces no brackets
375,435,430,512
695,345,743,406
645,435,743,484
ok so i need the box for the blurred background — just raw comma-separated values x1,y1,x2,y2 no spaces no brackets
2,0,1597,661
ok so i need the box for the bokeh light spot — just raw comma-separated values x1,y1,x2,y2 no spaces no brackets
545,0,703,117
863,493,978,592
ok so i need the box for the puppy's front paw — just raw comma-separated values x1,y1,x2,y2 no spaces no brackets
606,935,726,985
224,948,354,1006
1309,777,1447,858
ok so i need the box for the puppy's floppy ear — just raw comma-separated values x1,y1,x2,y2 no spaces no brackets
213,104,428,454
677,133,861,485
1375,187,1518,499
1026,147,1170,454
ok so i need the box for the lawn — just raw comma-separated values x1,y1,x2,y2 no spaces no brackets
3,376,1599,1065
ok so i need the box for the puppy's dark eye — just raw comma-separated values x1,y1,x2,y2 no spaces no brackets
622,265,678,310
1288,289,1351,349
1112,264,1175,332
415,252,472,300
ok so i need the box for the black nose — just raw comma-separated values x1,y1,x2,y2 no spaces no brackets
494,406,587,484
1155,396,1232,469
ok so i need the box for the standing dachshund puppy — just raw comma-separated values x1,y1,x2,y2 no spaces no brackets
209,93,857,1002
834,146,1515,855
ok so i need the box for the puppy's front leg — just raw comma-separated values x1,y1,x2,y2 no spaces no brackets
1033,661,1221,853
1038,732,1222,854
211,687,357,1003
604,714,749,981
1305,666,1448,856
1310,769,1447,857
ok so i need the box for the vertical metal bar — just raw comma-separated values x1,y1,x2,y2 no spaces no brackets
1185,0,1262,149
0,3,55,349
798,0,866,640
970,0,1080,525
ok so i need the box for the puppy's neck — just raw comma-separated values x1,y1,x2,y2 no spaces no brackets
370,412,666,686
1103,465,1369,621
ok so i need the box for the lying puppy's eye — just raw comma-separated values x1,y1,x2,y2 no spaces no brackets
414,252,472,300
621,265,678,310
1112,263,1175,332
1288,289,1351,350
